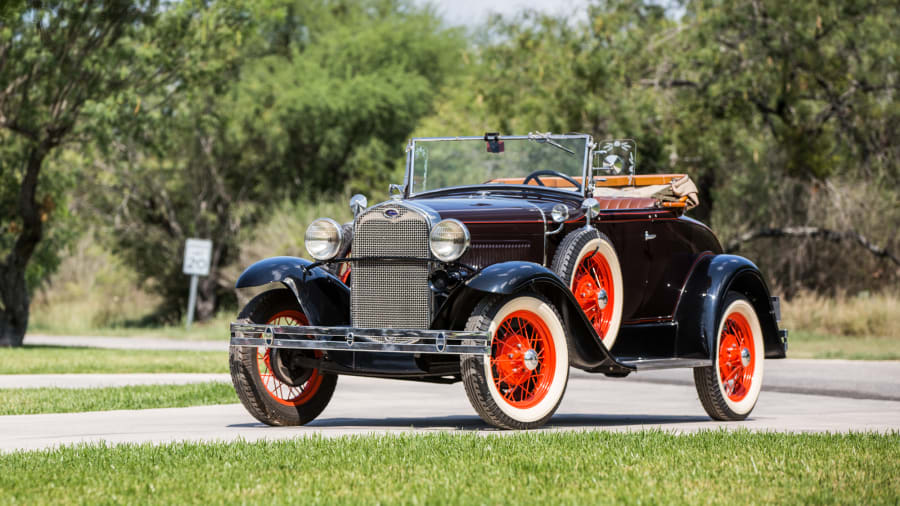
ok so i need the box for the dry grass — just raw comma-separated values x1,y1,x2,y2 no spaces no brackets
782,290,900,338
781,291,900,359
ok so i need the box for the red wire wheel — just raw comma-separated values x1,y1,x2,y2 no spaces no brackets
717,311,756,402
572,251,615,340
489,310,557,409
256,310,323,406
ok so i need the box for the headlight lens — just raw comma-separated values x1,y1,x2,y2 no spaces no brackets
305,218,343,260
430,219,470,262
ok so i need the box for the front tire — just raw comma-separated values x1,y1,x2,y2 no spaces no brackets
461,293,569,429
230,289,337,426
693,292,765,421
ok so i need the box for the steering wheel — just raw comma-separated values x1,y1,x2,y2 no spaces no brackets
522,170,582,192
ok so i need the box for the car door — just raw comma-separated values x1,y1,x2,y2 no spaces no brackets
639,214,704,320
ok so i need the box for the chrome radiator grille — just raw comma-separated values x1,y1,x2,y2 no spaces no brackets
351,204,432,330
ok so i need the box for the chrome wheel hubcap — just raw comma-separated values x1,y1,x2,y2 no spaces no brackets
740,347,751,367
523,349,539,371
597,289,608,309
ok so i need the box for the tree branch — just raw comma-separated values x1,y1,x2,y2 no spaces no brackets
725,226,900,267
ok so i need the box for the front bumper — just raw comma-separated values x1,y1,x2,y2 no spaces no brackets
230,322,490,355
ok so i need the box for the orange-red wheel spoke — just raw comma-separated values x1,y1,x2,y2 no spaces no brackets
717,312,755,402
571,252,614,340
255,309,323,407
490,310,556,409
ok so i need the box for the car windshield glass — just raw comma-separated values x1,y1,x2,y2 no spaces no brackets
408,136,588,194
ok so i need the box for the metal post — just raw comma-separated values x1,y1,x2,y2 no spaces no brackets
186,274,199,329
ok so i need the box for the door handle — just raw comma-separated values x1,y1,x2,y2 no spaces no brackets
644,230,656,241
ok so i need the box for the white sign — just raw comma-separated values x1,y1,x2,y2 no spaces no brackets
182,238,213,276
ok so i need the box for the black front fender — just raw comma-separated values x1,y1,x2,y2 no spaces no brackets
433,261,631,374
674,254,785,360
235,256,349,326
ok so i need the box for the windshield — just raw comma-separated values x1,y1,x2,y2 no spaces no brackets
407,135,589,194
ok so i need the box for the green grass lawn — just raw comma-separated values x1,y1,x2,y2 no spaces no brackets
0,382,237,415
786,331,900,360
27,311,234,341
0,346,228,374
0,431,897,504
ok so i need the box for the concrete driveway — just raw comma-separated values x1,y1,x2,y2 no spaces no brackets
2,360,898,453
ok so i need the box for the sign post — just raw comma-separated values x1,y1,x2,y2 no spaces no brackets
182,238,213,329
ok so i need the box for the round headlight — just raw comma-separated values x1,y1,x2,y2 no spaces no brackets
429,219,470,262
551,204,569,223
305,218,343,260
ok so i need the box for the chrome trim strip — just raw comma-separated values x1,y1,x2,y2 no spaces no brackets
230,323,490,355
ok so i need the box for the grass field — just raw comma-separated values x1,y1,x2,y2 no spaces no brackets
0,346,228,374
0,382,236,415
787,331,900,360
1,431,897,504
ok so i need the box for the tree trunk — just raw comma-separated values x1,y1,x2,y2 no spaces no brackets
0,264,29,347
195,275,218,321
0,143,48,346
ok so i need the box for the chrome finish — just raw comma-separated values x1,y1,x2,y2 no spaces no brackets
597,289,608,309
644,230,657,241
429,218,470,262
582,198,600,227
305,218,343,260
618,358,712,370
529,202,548,265
545,223,564,236
523,349,539,371
388,184,405,198
230,322,490,355
741,347,751,367
352,202,432,335
551,204,569,223
349,194,368,217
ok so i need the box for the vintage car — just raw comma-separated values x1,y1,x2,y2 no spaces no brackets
229,133,788,429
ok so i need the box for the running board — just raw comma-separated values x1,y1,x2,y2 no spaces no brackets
616,358,711,370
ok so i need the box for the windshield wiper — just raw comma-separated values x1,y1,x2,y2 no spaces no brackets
528,132,575,156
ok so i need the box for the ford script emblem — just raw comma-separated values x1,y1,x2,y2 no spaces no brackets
383,208,400,219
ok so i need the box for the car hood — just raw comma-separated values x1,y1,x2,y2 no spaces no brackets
405,197,546,224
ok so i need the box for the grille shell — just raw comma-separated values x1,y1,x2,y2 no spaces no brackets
351,203,432,331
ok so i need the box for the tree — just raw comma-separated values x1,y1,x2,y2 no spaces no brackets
83,0,462,322
0,0,172,346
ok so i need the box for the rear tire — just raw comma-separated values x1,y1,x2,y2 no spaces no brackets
461,293,569,429
693,292,765,421
229,289,337,426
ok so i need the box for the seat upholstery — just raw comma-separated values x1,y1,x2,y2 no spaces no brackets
595,197,658,210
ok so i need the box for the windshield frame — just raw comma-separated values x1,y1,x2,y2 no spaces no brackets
403,134,594,198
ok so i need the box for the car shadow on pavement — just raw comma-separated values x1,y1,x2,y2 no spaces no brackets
227,413,710,430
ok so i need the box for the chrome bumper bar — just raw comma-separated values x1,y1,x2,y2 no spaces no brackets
229,322,490,355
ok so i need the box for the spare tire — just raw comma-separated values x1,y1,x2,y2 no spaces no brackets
550,228,624,348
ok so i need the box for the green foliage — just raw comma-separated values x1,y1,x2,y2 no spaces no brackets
80,0,463,322
1,431,898,504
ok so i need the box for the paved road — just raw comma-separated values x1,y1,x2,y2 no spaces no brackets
2,367,898,452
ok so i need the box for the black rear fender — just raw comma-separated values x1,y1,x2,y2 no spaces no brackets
675,254,786,360
235,256,349,326
433,261,631,374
